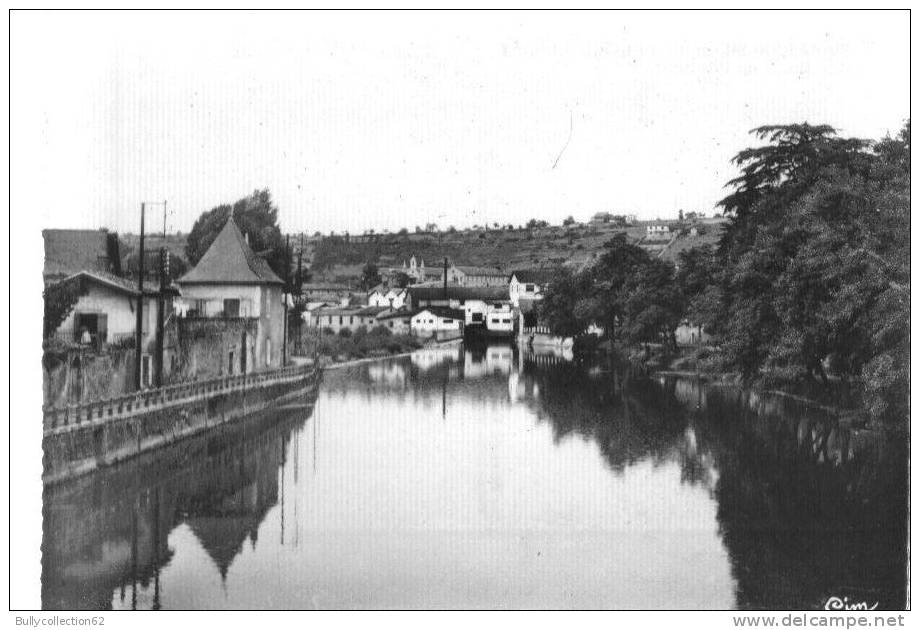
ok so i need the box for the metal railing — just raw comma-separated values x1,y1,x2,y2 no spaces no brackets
43,363,316,433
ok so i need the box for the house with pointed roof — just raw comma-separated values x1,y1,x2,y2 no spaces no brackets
178,217,286,372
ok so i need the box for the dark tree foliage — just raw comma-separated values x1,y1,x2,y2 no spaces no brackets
393,272,411,288
361,262,382,290
539,121,909,426
711,121,910,424
185,189,292,279
43,278,87,339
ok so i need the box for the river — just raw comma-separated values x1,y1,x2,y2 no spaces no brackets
41,343,908,610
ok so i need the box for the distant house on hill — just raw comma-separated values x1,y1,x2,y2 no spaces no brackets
508,269,555,306
590,212,632,226
42,228,123,284
645,223,674,241
178,217,286,372
590,212,614,224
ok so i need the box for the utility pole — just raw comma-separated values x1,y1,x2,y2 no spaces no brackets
155,247,168,387
134,203,145,390
282,234,290,366
156,200,168,387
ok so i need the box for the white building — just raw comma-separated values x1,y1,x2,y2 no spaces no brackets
508,269,555,307
49,271,161,349
368,287,408,309
646,223,673,240
410,307,465,339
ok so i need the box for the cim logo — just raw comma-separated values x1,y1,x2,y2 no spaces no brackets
824,596,879,611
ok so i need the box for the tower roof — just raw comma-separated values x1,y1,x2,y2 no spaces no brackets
179,217,284,285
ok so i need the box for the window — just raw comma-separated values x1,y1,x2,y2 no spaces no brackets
350,316,354,324
443,319,453,324
502,318,511,324
228,351,234,375
526,284,535,292
223,298,240,317
472,312,484,323
339,316,343,325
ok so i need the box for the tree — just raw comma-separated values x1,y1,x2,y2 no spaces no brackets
185,189,291,279
563,215,576,227
537,267,590,337
393,271,411,288
43,277,86,339
620,259,681,349
678,209,684,222
688,120,911,425
526,218,549,229
361,262,382,290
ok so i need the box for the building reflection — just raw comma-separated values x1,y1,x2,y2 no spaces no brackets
41,406,310,610
44,346,907,611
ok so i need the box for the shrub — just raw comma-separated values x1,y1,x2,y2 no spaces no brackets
338,328,352,338
321,326,336,335
371,325,392,337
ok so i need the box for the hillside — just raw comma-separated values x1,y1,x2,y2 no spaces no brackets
308,219,728,282
120,218,728,285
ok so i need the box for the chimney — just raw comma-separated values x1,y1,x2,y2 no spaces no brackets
443,257,448,299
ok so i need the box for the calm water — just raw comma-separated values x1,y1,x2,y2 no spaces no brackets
42,344,908,610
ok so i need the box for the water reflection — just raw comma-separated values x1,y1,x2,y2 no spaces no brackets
42,344,907,610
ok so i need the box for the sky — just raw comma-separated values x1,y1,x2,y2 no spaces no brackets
11,10,910,235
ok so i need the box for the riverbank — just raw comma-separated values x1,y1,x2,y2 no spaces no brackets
587,340,877,426
293,326,423,364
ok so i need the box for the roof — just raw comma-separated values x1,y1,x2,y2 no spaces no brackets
301,282,351,291
455,265,505,276
55,270,162,296
414,307,465,320
408,286,509,302
179,217,284,286
376,307,420,320
509,269,557,284
43,229,116,279
312,306,364,316
354,306,390,317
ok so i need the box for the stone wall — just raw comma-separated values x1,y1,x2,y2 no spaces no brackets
43,368,318,485
43,346,138,408
43,316,266,406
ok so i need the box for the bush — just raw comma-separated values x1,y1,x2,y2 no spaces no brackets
321,326,336,335
371,325,392,337
338,328,352,338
